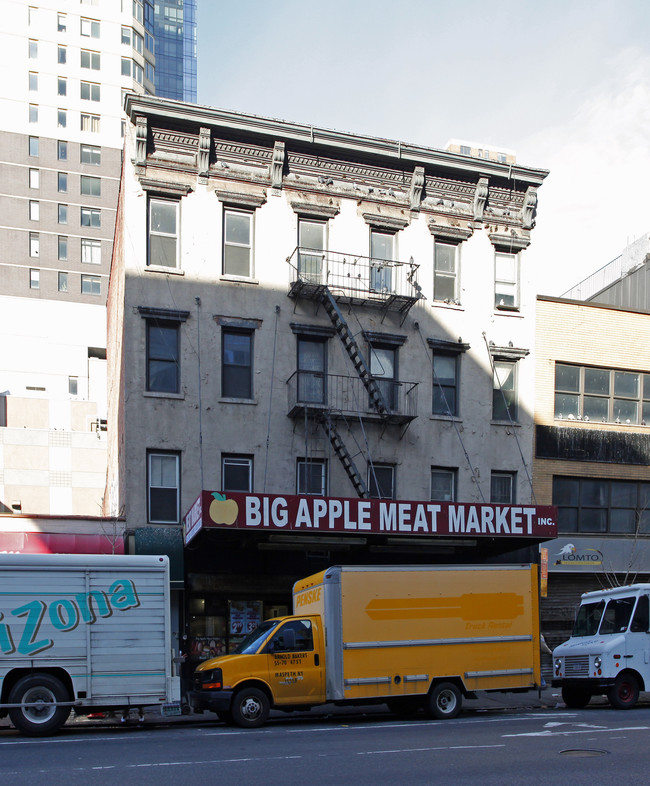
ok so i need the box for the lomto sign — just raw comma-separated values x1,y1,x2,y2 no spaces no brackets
184,491,557,543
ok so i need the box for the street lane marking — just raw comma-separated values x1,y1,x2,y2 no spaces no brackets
358,744,505,755
504,725,650,738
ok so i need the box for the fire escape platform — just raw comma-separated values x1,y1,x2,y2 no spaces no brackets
287,400,417,426
288,279,418,318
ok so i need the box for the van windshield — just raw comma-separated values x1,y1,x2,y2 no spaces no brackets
572,596,637,637
572,600,604,637
232,620,280,655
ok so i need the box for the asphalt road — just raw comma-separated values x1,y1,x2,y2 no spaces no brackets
2,704,650,785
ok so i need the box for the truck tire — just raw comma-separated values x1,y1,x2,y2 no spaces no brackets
608,673,640,710
230,687,270,728
427,682,462,720
8,674,71,736
561,686,591,708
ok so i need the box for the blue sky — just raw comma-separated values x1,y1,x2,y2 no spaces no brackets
197,1,650,294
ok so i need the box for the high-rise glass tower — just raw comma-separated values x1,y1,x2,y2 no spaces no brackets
154,0,197,102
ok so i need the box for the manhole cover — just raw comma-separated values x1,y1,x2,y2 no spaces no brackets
560,749,609,758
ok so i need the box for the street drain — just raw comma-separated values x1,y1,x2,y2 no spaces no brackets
560,749,609,758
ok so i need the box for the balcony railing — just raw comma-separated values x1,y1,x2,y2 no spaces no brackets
287,371,418,425
287,247,422,315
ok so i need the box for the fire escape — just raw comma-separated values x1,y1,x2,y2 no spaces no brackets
287,248,422,497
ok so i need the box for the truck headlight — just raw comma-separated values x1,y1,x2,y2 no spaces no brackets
594,656,602,669
199,667,223,690
554,658,562,671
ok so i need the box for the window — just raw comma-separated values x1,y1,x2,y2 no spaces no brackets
81,238,101,264
57,109,66,128
58,172,67,192
29,168,39,188
80,81,100,101
80,144,101,165
433,242,458,302
29,104,38,123
432,352,459,416
57,13,67,32
121,57,131,76
80,175,101,196
223,209,252,276
495,252,519,309
29,232,39,257
297,337,326,404
29,200,39,221
368,464,395,499
133,62,143,85
148,452,180,524
554,363,649,425
80,113,100,132
80,50,100,70
133,30,143,54
58,272,68,292
58,236,67,261
298,218,325,283
57,140,67,160
369,343,397,411
30,268,39,289
81,207,100,227
29,72,38,91
148,198,178,267
145,61,155,83
431,468,456,502
29,39,38,58
553,476,650,535
57,78,67,97
80,18,100,38
68,376,78,396
460,145,471,155
497,152,507,163
493,360,517,421
491,472,515,504
121,26,131,45
81,275,100,295
222,330,252,399
58,204,67,224
146,320,179,393
222,456,253,493
29,136,39,156
297,459,327,495
58,46,67,64
370,230,394,293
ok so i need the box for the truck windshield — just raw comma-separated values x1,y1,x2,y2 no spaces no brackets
598,596,636,635
572,600,605,636
231,620,280,655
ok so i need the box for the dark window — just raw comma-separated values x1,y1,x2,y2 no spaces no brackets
491,472,515,504
148,451,179,524
369,230,394,293
297,459,326,495
298,219,325,283
553,476,650,534
433,352,458,416
222,330,252,399
369,344,397,411
431,468,456,501
368,464,395,499
493,360,517,421
146,319,179,393
555,363,648,424
297,338,326,404
222,456,252,492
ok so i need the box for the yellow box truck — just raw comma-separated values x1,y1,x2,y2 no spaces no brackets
190,564,541,727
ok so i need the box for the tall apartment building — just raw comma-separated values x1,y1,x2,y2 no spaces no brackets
0,0,156,520
107,95,555,655
154,0,197,101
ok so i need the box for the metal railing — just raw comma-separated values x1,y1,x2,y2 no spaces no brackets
287,371,418,424
287,247,422,303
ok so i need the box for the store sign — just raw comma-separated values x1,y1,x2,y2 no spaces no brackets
183,491,557,544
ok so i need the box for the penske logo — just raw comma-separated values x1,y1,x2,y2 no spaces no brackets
295,588,322,607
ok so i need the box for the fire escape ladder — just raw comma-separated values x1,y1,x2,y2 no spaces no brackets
320,412,369,498
320,288,389,418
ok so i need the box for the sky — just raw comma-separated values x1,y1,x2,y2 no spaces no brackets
196,0,650,296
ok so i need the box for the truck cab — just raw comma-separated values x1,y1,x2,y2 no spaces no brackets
552,584,650,709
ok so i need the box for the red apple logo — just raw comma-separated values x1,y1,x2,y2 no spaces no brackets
209,492,239,525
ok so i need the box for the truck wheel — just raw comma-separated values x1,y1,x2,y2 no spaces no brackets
231,687,270,728
427,682,462,719
8,674,71,736
608,674,639,710
561,686,591,708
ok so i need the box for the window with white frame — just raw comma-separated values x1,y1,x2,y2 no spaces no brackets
81,49,100,70
297,337,327,404
298,218,326,283
80,18,100,38
148,198,178,268
494,252,519,309
297,459,327,495
80,144,101,165
148,451,180,524
492,360,517,421
368,463,395,499
80,113,100,132
29,168,39,188
431,467,457,502
222,329,253,399
29,200,39,221
491,471,515,504
81,275,100,295
432,351,459,416
223,209,253,276
80,175,101,197
369,230,394,293
80,81,100,101
369,343,397,411
81,207,100,227
222,455,253,493
81,238,101,264
433,242,459,302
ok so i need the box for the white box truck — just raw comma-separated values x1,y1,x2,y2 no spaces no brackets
552,583,650,709
0,554,181,735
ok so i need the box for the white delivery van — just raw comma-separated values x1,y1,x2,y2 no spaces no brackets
0,554,181,735
552,583,650,709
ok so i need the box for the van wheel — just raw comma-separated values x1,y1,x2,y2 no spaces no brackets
608,674,639,709
427,682,462,719
8,674,71,736
231,687,270,728
561,686,591,708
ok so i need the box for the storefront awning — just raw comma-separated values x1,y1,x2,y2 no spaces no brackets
0,531,124,555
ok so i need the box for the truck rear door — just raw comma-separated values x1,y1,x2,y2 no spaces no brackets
263,618,325,705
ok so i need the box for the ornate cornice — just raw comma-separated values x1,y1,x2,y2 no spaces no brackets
289,198,340,219
427,221,473,244
215,189,267,209
361,211,409,232
139,178,193,197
